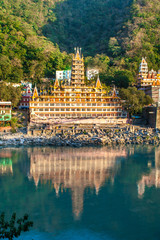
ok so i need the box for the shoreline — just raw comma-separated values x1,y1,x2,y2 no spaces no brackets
0,126,160,147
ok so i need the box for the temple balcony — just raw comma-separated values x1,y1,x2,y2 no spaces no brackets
71,77,84,80
72,62,84,66
32,106,121,113
72,67,84,71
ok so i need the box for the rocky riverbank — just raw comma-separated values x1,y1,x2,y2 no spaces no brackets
0,126,160,147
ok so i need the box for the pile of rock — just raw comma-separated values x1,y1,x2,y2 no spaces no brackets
0,126,160,147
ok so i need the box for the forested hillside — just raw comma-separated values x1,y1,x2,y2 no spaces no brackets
0,0,71,83
0,0,159,87
44,0,133,55
1,0,60,31
119,0,160,75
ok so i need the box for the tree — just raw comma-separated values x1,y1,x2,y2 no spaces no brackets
0,0,159,85
108,37,121,56
0,83,22,108
114,70,135,88
0,55,12,81
119,87,153,116
0,212,33,240
85,54,110,73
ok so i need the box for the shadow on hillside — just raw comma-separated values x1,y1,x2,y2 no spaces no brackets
42,0,133,56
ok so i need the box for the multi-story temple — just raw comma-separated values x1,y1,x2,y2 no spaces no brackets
29,48,127,125
137,57,160,90
137,57,160,104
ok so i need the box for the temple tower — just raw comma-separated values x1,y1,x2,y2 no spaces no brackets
71,47,85,87
139,57,148,78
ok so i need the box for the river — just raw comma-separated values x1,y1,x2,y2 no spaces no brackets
0,146,160,240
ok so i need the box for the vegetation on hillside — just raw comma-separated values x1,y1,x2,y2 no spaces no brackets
119,0,160,76
43,0,160,87
44,0,133,55
0,0,60,32
119,87,153,115
0,83,22,107
0,2,72,83
0,0,159,88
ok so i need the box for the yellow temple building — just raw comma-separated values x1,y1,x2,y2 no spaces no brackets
137,57,160,90
29,48,127,125
137,57,160,103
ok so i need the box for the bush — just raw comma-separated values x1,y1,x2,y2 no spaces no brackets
0,212,33,240
119,87,153,116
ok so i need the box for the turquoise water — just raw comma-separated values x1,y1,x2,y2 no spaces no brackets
0,146,160,240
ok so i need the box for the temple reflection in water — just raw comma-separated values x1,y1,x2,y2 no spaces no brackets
138,147,160,197
28,147,127,219
0,150,13,175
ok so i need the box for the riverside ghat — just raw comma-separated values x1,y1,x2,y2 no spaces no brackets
0,125,160,147
2,49,159,147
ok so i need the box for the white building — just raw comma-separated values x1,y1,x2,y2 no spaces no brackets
56,70,71,81
86,68,99,80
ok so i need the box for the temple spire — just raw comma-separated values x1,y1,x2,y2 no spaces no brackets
54,78,59,88
139,57,148,77
71,47,85,87
75,47,80,59
32,85,39,98
112,85,117,97
95,75,102,88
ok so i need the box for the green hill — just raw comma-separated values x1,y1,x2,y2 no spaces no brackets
0,0,159,87
0,0,71,83
43,0,133,56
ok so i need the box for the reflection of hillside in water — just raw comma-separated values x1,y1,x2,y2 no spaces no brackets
138,147,160,197
0,150,12,175
28,147,127,219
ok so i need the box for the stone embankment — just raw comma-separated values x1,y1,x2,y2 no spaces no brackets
0,125,160,147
